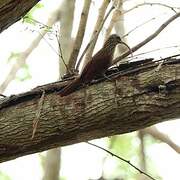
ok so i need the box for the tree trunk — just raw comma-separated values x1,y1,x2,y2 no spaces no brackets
42,148,61,180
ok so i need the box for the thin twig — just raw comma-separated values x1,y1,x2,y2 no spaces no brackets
76,5,114,71
38,28,71,76
113,11,180,64
127,44,180,61
122,16,156,39
68,0,91,71
123,2,179,15
87,142,157,180
32,90,45,139
38,31,60,56
23,16,54,30
55,29,71,75
27,18,72,76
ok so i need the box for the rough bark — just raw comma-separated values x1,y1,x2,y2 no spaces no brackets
0,57,180,163
43,1,75,179
0,0,40,33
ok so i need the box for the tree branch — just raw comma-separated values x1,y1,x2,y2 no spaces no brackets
0,56,180,163
76,5,114,71
113,11,180,64
80,0,111,71
68,0,92,72
0,4,62,93
59,0,75,76
142,127,180,154
104,1,122,41
123,2,179,15
0,0,40,33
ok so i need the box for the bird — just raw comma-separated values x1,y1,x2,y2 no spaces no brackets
59,34,131,96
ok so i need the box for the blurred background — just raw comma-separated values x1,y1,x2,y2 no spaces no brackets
0,0,179,179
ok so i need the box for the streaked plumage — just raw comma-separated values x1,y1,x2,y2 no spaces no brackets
59,34,130,96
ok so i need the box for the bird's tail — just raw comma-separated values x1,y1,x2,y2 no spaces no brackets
59,77,81,96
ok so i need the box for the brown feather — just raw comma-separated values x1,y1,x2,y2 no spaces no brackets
59,34,130,96
59,78,81,97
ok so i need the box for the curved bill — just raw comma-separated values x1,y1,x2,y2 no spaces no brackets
119,41,133,57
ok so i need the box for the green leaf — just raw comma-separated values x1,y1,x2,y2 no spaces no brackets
7,52,20,62
22,3,44,25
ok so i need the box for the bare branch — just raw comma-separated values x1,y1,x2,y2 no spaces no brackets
127,44,180,61
123,2,180,15
142,127,180,154
68,0,92,72
0,57,180,162
122,16,156,39
104,1,122,41
114,0,127,55
55,30,71,75
76,5,114,71
113,12,180,64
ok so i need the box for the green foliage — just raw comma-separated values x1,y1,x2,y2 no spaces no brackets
110,133,139,158
22,2,53,34
104,133,140,179
23,3,44,25
104,133,160,179
59,176,66,180
0,171,11,180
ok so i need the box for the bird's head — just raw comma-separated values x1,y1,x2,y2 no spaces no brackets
103,34,132,57
105,34,122,46
105,34,132,56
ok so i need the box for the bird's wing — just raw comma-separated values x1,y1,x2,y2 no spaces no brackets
81,50,111,81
